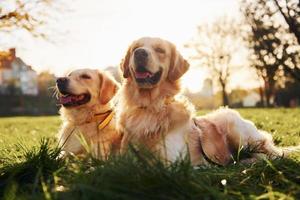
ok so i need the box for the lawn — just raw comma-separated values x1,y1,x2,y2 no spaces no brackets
0,109,300,200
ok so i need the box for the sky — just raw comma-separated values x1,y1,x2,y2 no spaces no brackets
0,0,261,92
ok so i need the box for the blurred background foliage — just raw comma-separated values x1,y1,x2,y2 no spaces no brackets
0,0,300,115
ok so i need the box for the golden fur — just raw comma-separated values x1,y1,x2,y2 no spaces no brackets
57,69,121,158
194,108,300,164
117,37,200,163
117,37,300,166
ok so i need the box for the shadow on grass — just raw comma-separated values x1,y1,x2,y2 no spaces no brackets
0,140,300,200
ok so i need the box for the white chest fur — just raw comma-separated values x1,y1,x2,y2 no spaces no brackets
157,122,191,162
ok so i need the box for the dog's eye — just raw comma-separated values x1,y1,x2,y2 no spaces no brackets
80,74,91,79
155,47,165,54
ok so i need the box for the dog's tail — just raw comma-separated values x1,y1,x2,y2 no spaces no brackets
267,145,300,158
258,130,300,158
280,145,300,157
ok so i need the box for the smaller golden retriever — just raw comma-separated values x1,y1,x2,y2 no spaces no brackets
56,69,121,158
117,37,299,166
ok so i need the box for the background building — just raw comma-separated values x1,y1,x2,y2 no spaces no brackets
0,48,38,95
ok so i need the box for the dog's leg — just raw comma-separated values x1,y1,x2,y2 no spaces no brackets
193,118,233,166
215,109,284,158
188,124,210,166
57,124,85,156
120,131,130,154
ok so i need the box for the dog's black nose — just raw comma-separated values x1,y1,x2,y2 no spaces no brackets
134,48,148,66
134,48,148,59
56,77,69,89
56,77,69,94
56,77,68,85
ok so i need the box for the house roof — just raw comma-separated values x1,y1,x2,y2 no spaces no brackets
0,49,14,69
0,49,36,72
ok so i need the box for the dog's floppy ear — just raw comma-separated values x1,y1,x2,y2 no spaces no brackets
168,44,190,82
120,46,131,78
98,71,119,105
194,118,232,166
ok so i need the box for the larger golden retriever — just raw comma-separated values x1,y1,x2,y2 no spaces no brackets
117,37,212,164
117,37,299,166
56,69,121,159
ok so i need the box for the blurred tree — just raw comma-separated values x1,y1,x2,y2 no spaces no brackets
37,71,58,114
0,0,67,39
240,0,300,106
241,0,281,106
37,71,55,95
240,0,300,84
186,17,242,106
273,0,300,44
273,0,300,80
229,88,249,106
275,78,300,107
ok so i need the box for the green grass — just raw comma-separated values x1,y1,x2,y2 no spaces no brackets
0,109,300,200
0,116,60,163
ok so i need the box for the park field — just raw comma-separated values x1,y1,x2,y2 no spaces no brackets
0,108,300,199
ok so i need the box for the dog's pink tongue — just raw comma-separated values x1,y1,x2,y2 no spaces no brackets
135,72,152,79
59,96,73,104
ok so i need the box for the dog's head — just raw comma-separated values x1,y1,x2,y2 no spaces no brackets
56,69,119,108
121,37,189,89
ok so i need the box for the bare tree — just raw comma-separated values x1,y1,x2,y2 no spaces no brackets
186,17,242,106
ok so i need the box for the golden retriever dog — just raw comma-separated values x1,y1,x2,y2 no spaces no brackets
56,69,121,159
117,37,299,166
117,37,209,164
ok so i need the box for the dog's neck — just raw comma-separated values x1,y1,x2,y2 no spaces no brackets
121,79,181,111
117,79,194,137
60,103,113,125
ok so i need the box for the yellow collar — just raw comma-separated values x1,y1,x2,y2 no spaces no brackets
92,110,114,131
164,97,174,105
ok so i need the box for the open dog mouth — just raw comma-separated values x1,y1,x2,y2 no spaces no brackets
58,92,91,107
134,68,163,85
